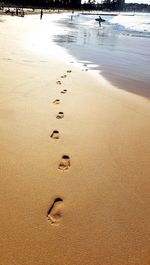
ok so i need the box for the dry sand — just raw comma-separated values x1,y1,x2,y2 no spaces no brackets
0,14,150,265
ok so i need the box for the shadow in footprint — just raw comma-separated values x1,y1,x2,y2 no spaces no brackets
56,81,62,85
58,155,70,171
40,60,48,63
50,130,59,139
61,89,67,94
61,75,67,78
67,70,72,73
47,197,63,225
56,112,64,119
53,99,60,104
3,58,11,61
82,69,88,72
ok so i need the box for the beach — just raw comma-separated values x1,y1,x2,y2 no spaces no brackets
0,13,150,265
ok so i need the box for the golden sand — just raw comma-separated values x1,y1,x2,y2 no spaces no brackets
0,14,150,265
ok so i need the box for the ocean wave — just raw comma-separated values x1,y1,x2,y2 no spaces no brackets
109,14,150,34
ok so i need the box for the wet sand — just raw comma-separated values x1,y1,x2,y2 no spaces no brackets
0,14,150,265
53,14,150,99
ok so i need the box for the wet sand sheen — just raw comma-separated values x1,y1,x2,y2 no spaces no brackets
0,14,150,265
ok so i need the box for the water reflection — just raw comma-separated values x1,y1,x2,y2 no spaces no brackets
54,15,118,48
53,14,150,98
54,34,77,43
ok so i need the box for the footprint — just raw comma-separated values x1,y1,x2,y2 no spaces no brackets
47,197,63,225
61,75,67,78
56,80,62,85
82,69,88,72
61,89,67,94
3,57,11,61
58,155,71,171
56,112,64,119
50,130,59,139
53,99,60,104
40,60,48,63
23,59,31,62
83,63,87,67
67,70,72,73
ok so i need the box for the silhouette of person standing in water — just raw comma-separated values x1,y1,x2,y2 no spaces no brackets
40,9,43,20
99,16,102,27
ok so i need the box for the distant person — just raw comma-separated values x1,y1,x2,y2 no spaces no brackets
71,9,74,21
21,9,24,17
99,16,102,27
40,9,43,20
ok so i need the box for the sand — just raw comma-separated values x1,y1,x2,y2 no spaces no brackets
0,14,150,265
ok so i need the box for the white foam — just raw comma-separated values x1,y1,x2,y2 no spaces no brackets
109,14,150,33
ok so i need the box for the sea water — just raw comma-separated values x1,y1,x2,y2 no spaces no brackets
109,13,150,37
51,12,150,97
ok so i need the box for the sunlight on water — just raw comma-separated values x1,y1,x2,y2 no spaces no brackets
22,14,73,61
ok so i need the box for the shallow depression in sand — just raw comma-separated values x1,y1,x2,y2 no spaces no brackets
58,155,71,171
47,197,63,225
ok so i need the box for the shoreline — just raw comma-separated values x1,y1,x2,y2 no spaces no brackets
51,12,150,100
0,14,150,265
